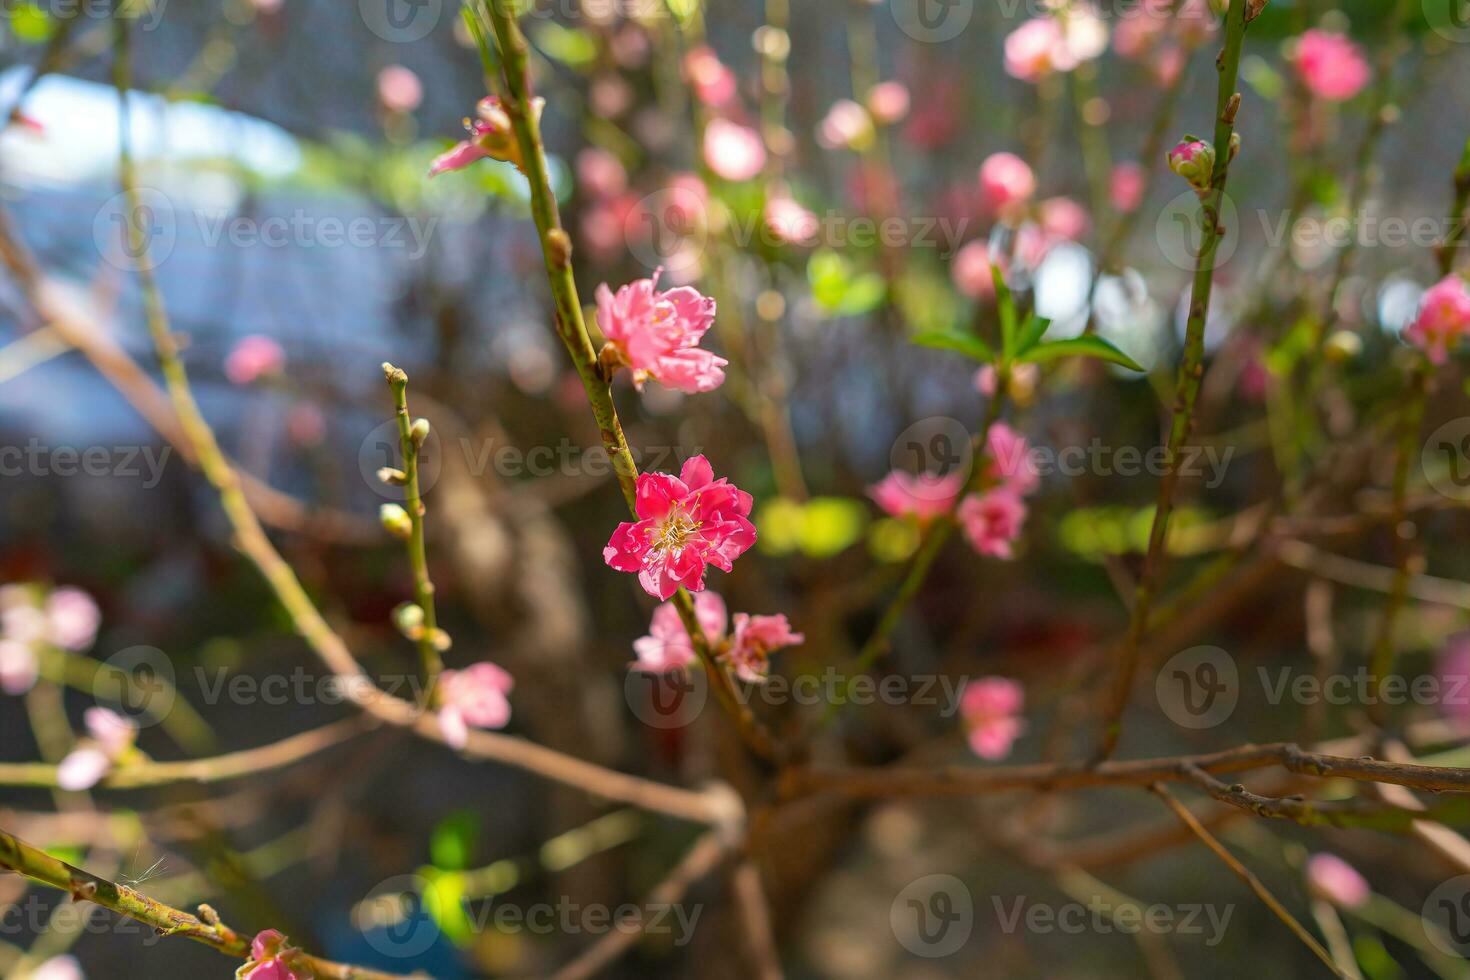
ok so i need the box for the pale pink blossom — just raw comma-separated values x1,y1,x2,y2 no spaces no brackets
1153,45,1186,86
961,677,1025,760
56,708,136,791
577,148,628,199
704,119,766,182
86,706,136,757
1113,2,1169,59
951,240,997,300
224,335,285,385
2,603,45,646
286,403,326,447
764,196,820,245
633,591,727,673
683,45,737,108
1306,854,1370,908
0,639,37,695
958,490,1027,559
595,269,725,393
868,470,964,524
1040,197,1090,242
1404,274,1470,364
979,152,1036,214
45,587,99,651
726,612,803,683
240,930,312,980
866,81,911,125
986,422,1040,497
1110,162,1146,212
1293,29,1370,103
603,455,756,600
816,99,875,151
30,956,84,980
376,65,422,113
1059,8,1109,64
1437,631,1470,731
437,662,514,749
429,96,541,177
1004,17,1070,82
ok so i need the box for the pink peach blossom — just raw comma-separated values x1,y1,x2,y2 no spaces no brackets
1293,29,1370,102
816,99,875,151
866,81,911,125
951,240,998,300
958,490,1027,560
683,45,737,108
1404,274,1470,364
1040,197,1090,242
979,152,1036,214
0,639,37,695
868,470,964,524
225,335,285,385
726,612,803,683
437,662,514,749
961,677,1025,760
603,456,756,600
577,147,628,199
595,269,725,393
45,587,99,651
633,591,727,673
986,422,1040,497
1110,162,1146,212
1306,853,1370,908
704,119,766,182
376,65,422,113
1004,17,1070,82
764,196,820,245
240,930,312,980
429,96,541,177
56,708,136,791
1437,631,1470,731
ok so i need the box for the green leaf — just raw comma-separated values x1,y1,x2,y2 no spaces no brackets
529,21,598,68
1019,336,1145,372
834,273,888,316
430,810,479,872
1014,313,1051,356
993,264,1018,357
10,4,50,42
912,330,995,363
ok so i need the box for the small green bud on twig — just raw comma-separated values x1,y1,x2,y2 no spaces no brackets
410,418,431,447
379,503,413,540
392,602,426,637
377,467,408,486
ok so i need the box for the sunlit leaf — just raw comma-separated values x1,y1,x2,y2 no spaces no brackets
912,330,994,363
1018,336,1145,372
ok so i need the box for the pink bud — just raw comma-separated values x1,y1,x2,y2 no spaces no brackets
376,65,422,113
978,152,1036,214
1306,854,1370,908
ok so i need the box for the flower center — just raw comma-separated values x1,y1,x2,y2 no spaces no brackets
649,507,699,557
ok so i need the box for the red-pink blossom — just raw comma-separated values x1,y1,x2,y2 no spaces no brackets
986,422,1040,497
428,96,541,177
958,490,1027,560
1110,162,1146,212
868,470,964,524
961,677,1025,760
437,662,514,749
951,240,998,299
683,45,737,108
595,269,725,393
1306,854,1370,908
979,152,1036,214
866,81,911,125
376,65,422,113
240,930,312,980
603,455,756,600
633,591,727,673
704,119,766,182
1404,274,1470,364
727,613,803,683
225,335,285,385
1293,29,1370,102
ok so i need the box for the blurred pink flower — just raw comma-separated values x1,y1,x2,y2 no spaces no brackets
45,587,99,651
764,196,820,245
951,240,998,299
577,148,628,199
726,613,803,684
868,470,964,524
703,119,766,182
1110,162,1146,212
56,708,136,791
1404,274,1470,364
285,403,326,447
603,455,756,600
1436,631,1470,730
1293,29,1370,102
595,269,725,393
1153,45,1186,86
683,45,737,108
816,99,875,151
376,65,422,113
1005,17,1069,82
225,335,285,385
437,663,514,749
979,152,1036,214
866,81,911,125
1040,197,1090,242
85,706,136,757
1113,2,1168,59
634,591,727,673
986,423,1040,497
429,96,540,177
0,639,37,695
240,930,312,980
30,956,83,980
961,677,1025,759
958,490,1027,560
1306,853,1370,908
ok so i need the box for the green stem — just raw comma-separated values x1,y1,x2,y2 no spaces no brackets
1095,0,1255,762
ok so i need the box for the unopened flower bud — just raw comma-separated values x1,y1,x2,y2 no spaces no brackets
1227,132,1242,162
378,467,408,486
1323,330,1362,362
429,628,452,652
379,503,413,540
410,418,431,447
392,602,425,637
1168,137,1215,195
